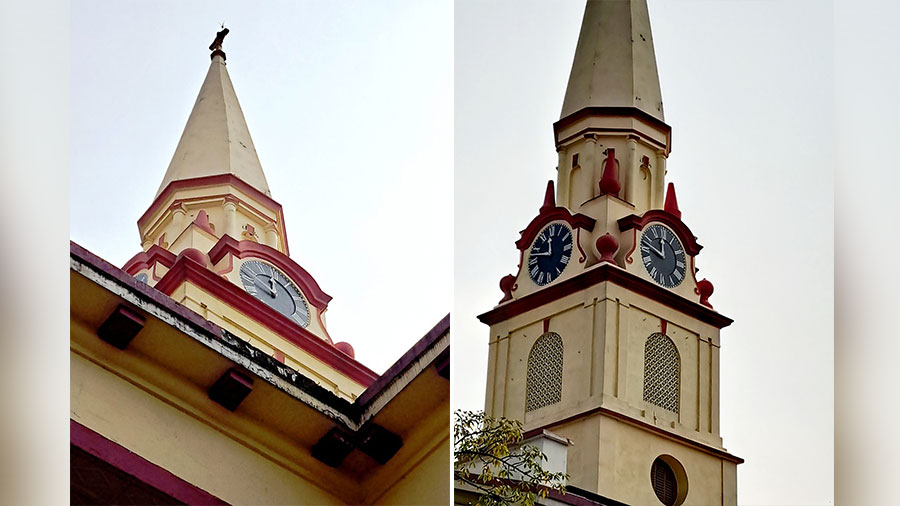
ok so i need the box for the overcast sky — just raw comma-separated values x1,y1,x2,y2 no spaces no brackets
70,0,452,375
454,1,833,504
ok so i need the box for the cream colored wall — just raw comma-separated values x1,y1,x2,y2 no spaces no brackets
555,124,668,214
375,433,450,505
486,278,721,446
71,351,348,505
484,274,732,502
554,416,736,506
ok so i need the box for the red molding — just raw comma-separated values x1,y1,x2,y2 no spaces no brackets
553,106,673,156
70,420,228,505
617,210,703,256
137,174,291,256
154,255,377,386
356,314,449,408
515,207,596,252
122,245,177,275
478,263,732,329
207,235,332,309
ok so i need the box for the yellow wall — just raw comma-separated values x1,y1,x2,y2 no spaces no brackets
376,433,450,505
485,275,735,504
71,350,347,505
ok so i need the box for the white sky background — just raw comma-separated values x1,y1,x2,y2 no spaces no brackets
70,0,453,375
454,1,833,505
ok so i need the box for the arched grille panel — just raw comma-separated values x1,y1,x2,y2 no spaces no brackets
525,332,563,412
642,333,680,413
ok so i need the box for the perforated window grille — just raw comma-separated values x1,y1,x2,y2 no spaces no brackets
642,333,680,413
525,332,563,412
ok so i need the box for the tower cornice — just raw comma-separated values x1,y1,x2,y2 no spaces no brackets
478,262,732,328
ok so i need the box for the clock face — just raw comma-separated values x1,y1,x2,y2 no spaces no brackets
640,224,687,288
527,223,573,286
239,260,310,327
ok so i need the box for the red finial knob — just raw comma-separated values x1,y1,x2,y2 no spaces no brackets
598,148,621,196
595,233,619,264
664,182,681,219
334,342,355,358
499,274,516,303
540,180,556,211
697,278,714,308
176,247,209,267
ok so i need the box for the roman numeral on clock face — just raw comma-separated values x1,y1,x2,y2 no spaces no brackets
527,222,574,287
640,224,688,289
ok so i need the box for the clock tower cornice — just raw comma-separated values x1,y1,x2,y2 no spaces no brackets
479,261,732,329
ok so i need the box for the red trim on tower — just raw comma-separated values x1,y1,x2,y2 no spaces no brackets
138,174,291,256
122,245,178,275
617,210,703,256
154,255,377,386
660,319,667,335
543,318,550,333
207,235,332,309
553,106,673,156
70,420,228,505
515,209,595,252
478,262,732,329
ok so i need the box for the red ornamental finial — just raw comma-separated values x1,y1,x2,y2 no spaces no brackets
540,180,556,211
595,233,619,264
598,148,621,196
193,210,215,234
697,278,714,308
499,274,516,303
664,182,681,219
334,342,355,358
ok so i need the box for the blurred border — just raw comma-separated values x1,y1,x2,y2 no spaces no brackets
0,1,69,505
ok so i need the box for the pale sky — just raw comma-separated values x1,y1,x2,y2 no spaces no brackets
70,0,453,375
454,1,833,505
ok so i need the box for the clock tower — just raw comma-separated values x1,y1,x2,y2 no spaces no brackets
479,1,742,505
122,31,375,400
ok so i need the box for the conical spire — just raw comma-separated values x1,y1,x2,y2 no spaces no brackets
560,0,664,122
155,47,271,197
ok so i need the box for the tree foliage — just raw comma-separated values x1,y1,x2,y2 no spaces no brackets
454,410,567,506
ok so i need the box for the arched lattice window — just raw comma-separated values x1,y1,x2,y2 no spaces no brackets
642,333,680,413
525,333,563,412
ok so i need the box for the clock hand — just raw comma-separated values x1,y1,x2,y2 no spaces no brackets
269,276,278,296
658,238,665,259
255,277,275,297
647,243,664,258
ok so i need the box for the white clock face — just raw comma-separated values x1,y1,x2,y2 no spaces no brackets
239,260,310,327
640,224,687,288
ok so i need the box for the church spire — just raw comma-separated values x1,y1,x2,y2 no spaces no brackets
560,0,664,122
155,29,271,197
554,0,671,214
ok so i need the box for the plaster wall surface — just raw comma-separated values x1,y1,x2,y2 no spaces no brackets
554,415,736,506
487,279,722,447
70,350,348,505
374,432,450,505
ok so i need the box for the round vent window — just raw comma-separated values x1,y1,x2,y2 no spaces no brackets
650,456,687,506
